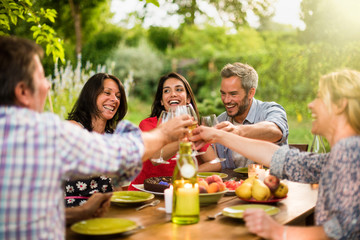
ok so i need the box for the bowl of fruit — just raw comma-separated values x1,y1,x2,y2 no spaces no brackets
198,175,228,206
235,175,288,204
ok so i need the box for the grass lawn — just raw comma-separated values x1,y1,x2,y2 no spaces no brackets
125,97,315,148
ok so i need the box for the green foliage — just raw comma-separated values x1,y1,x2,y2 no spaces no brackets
0,0,65,63
82,26,124,67
148,26,176,51
106,39,165,101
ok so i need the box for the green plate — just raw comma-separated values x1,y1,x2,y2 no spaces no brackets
233,167,248,174
111,191,154,205
197,172,228,179
71,218,137,235
222,204,280,219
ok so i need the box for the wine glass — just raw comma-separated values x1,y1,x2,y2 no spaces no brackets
151,110,173,165
309,134,326,189
309,135,326,153
172,104,205,156
186,104,205,156
201,114,226,164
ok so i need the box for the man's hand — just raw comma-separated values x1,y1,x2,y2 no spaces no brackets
66,192,112,225
215,121,239,135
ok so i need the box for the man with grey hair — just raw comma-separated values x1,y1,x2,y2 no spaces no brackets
202,62,288,172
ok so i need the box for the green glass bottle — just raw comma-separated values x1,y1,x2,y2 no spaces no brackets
171,141,199,224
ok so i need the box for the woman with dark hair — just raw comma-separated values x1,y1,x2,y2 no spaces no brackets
67,73,127,134
64,73,127,207
128,72,218,190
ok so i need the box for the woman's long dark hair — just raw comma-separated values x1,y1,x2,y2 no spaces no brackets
150,72,200,120
67,73,127,133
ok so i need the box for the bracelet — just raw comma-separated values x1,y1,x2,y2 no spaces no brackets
283,226,288,240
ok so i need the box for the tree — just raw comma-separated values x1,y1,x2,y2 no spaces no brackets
131,0,276,28
0,0,65,63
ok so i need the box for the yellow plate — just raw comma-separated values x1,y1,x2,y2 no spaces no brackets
71,218,137,235
222,204,280,219
111,191,154,205
197,172,228,179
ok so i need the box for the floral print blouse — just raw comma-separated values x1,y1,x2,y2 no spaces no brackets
271,136,360,240
64,176,113,207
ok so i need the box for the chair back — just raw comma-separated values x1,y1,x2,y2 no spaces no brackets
289,144,309,152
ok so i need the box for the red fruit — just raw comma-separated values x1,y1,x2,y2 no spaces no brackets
264,175,280,192
205,176,214,184
212,175,223,183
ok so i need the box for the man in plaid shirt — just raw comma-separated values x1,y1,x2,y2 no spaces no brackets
0,36,192,239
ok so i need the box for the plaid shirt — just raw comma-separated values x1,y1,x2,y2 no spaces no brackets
0,106,144,239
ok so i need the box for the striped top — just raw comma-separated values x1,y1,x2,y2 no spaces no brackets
0,106,144,239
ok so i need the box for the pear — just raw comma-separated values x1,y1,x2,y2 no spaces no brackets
252,179,271,201
235,182,252,199
243,175,257,185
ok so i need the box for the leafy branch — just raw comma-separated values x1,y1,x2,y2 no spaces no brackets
0,0,65,63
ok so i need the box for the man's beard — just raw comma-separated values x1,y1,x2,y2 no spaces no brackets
227,94,250,118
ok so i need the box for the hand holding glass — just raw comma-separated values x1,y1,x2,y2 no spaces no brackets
200,114,226,164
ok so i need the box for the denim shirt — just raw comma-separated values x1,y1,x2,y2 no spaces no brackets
216,98,289,170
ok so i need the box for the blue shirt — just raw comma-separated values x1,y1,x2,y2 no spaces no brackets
216,98,289,169
0,106,144,239
271,136,360,240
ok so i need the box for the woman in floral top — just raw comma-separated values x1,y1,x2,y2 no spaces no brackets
191,69,360,239
64,73,127,207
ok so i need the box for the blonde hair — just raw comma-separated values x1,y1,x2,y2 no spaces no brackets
319,69,360,134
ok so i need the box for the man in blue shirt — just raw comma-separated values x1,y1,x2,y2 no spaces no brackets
203,62,288,171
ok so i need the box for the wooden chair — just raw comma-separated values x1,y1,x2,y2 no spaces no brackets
289,144,309,152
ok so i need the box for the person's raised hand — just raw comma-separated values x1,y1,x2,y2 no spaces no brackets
189,125,220,149
215,121,239,134
243,208,283,240
159,114,193,143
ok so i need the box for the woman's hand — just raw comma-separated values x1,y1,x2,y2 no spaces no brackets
243,208,283,240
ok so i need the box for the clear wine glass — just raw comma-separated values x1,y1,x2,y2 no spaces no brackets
309,134,326,153
201,114,226,164
186,104,205,156
309,134,326,190
150,110,173,165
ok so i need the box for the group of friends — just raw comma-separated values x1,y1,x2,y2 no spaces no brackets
0,35,359,239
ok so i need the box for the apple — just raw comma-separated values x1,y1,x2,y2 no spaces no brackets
264,175,280,192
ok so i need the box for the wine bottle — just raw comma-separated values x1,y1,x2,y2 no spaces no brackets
171,141,199,224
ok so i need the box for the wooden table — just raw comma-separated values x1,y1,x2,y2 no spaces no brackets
66,181,318,240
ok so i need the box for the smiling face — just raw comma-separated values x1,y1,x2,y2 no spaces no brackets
308,93,333,136
220,76,254,123
160,78,190,111
96,78,121,121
